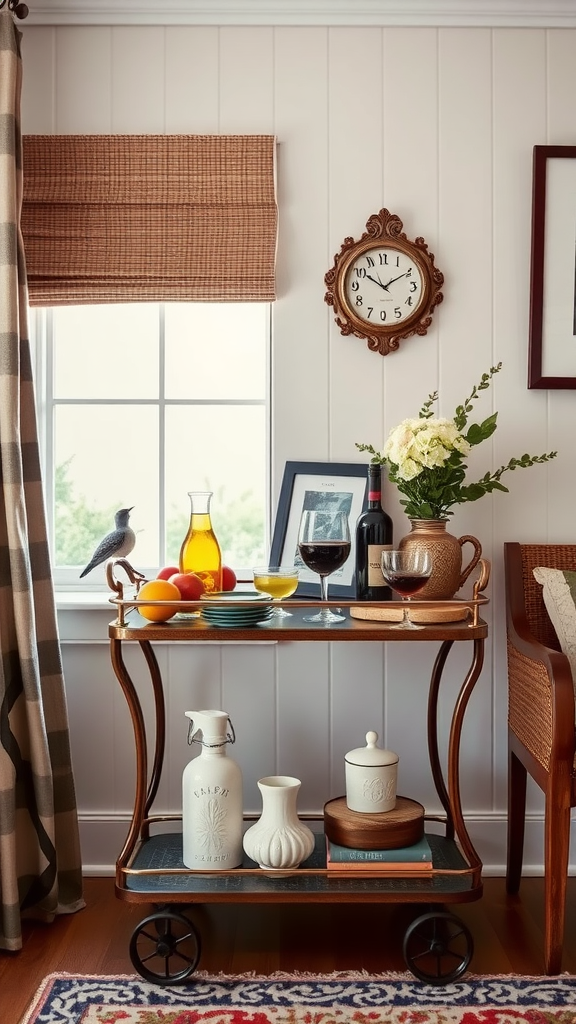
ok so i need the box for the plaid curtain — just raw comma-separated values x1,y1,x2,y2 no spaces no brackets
0,10,84,951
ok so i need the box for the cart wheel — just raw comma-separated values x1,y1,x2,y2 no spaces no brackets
129,909,202,985
403,911,473,985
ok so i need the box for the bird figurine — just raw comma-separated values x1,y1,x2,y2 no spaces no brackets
80,507,136,578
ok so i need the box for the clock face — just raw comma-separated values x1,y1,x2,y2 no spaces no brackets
343,246,425,329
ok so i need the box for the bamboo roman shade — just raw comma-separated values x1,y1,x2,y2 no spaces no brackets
21,134,277,305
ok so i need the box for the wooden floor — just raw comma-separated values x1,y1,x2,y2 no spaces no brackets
3,876,576,1024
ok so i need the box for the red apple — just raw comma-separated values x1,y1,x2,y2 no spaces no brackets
221,565,237,591
156,564,180,581
169,571,206,601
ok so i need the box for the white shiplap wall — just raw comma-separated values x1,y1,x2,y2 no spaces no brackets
19,18,576,874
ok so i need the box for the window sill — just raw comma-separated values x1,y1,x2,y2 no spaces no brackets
56,590,116,612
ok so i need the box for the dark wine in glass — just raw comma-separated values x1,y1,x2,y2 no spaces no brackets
380,549,432,630
298,510,351,624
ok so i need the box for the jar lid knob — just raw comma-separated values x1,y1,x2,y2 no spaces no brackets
365,731,378,748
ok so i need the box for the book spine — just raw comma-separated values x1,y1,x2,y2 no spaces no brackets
326,860,433,872
326,837,432,864
326,865,433,876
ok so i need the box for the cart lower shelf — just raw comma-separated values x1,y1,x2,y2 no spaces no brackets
119,831,478,902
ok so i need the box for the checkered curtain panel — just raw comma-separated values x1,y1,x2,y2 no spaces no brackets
0,11,84,951
21,133,278,305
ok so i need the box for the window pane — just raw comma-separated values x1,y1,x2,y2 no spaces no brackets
53,304,159,399
165,303,267,400
54,405,160,576
165,406,267,570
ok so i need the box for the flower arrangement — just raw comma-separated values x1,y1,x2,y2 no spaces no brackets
356,363,558,520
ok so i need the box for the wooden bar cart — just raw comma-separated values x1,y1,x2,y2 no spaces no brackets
106,559,490,987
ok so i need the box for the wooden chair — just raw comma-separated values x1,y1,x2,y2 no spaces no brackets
504,542,576,974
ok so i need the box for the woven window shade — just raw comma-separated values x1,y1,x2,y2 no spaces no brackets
21,134,277,306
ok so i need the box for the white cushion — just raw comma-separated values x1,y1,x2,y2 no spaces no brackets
533,566,576,688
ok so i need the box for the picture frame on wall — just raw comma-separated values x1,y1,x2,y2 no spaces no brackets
528,144,576,389
269,461,368,598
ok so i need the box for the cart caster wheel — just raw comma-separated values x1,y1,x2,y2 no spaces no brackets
403,911,473,985
129,909,202,985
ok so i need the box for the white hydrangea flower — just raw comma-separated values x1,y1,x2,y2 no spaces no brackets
383,417,470,482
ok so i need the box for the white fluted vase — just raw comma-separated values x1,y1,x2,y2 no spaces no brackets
242,775,315,870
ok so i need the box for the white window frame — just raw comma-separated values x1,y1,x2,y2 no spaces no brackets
30,304,273,592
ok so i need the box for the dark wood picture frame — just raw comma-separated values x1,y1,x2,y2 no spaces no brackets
528,145,576,389
269,461,368,598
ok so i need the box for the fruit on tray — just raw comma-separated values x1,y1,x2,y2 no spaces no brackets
156,564,180,581
222,565,237,591
137,579,181,621
169,572,205,601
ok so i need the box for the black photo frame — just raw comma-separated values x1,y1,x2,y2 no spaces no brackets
528,144,576,389
269,461,368,598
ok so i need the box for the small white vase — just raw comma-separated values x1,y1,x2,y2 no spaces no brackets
242,775,315,870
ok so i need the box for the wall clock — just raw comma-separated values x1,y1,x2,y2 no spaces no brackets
324,208,444,356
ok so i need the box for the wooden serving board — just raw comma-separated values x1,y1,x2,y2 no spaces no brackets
323,795,425,850
349,602,469,624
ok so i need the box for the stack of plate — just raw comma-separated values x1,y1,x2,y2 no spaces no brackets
200,591,273,628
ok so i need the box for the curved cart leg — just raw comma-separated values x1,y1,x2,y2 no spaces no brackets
129,908,202,985
403,910,474,985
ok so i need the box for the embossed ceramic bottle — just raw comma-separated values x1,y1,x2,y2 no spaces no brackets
179,491,223,594
182,710,243,870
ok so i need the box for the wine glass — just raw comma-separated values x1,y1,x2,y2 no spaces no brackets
297,509,351,624
253,565,299,617
380,549,432,631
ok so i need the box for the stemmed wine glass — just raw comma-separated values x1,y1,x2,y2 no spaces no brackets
297,509,351,624
380,549,432,630
253,565,299,618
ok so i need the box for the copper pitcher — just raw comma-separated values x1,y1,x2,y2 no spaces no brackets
398,519,482,601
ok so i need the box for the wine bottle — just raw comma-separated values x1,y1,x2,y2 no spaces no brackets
355,464,393,600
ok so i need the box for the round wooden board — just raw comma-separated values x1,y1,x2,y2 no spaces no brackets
323,795,425,850
350,603,469,623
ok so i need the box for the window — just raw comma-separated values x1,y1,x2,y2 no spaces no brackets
32,302,270,589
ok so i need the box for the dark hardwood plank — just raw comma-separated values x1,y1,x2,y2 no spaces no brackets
2,877,574,1024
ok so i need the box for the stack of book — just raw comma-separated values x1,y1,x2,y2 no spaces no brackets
325,833,433,876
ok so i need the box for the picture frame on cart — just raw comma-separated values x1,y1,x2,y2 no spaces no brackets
528,144,576,389
270,461,368,598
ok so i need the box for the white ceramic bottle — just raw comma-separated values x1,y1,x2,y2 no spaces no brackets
182,710,243,870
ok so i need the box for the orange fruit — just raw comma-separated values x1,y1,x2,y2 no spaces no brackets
136,579,181,622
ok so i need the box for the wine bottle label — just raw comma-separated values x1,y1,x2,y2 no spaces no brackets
367,543,392,586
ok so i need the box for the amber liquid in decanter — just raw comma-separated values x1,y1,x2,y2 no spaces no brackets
179,491,222,594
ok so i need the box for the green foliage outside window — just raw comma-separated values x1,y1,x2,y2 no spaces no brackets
56,460,265,572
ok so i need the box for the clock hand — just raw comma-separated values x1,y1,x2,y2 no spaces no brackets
365,274,390,292
383,271,409,288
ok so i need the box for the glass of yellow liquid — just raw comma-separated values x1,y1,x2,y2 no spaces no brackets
253,565,299,618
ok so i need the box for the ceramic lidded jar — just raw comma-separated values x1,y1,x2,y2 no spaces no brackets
345,731,398,813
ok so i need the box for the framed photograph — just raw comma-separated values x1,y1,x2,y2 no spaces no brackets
528,145,576,389
269,461,368,598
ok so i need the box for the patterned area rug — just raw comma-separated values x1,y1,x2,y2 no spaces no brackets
18,972,576,1024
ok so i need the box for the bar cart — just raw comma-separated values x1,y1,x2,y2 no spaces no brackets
106,558,490,987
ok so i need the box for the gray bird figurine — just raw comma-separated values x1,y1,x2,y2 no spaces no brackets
80,507,136,578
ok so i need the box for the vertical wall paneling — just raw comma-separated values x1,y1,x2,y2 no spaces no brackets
491,30,548,839
165,26,220,132
20,27,55,130
55,27,112,131
272,28,330,476
111,27,166,131
326,28,386,461
18,19,576,871
219,27,274,132
545,30,576,543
